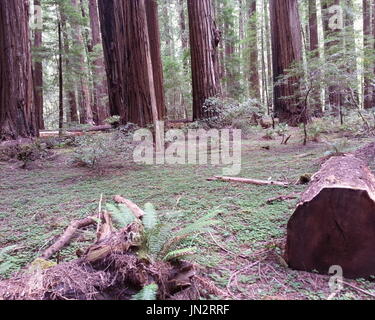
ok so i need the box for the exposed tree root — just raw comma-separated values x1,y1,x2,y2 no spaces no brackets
0,196,222,300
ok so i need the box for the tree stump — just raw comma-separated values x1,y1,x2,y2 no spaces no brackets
286,155,375,279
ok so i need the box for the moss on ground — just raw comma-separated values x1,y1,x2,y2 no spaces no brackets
0,129,374,300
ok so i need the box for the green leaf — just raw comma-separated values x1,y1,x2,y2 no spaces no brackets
143,203,158,231
106,203,134,228
131,283,158,300
163,247,197,262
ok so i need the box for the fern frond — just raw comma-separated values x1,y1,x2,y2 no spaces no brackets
147,224,173,256
131,283,158,300
163,247,197,262
106,203,135,228
158,234,190,260
175,211,219,238
143,203,158,231
0,245,17,259
0,261,13,275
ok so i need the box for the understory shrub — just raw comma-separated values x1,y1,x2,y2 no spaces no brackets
71,130,139,170
202,97,263,133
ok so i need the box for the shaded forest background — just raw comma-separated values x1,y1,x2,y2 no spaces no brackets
1,0,375,141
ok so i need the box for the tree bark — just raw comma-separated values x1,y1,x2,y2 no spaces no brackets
248,0,260,98
322,0,343,115
145,0,166,121
58,19,64,136
270,0,304,125
88,0,110,124
71,0,94,125
287,155,375,279
308,0,322,114
0,0,38,140
98,0,164,127
309,0,319,52
60,8,79,124
187,0,221,120
32,0,44,130
364,0,373,109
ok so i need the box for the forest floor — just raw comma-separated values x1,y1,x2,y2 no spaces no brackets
1,127,375,300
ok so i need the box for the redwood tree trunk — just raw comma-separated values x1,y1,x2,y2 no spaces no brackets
187,0,221,120
0,0,37,140
60,8,79,124
309,0,319,52
309,0,322,114
322,0,342,114
363,0,373,109
88,0,109,124
98,0,165,126
145,0,166,121
270,0,304,125
248,0,260,98
71,0,93,125
33,0,45,130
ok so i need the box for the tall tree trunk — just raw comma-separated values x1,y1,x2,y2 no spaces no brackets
145,0,166,121
270,0,304,125
58,19,64,136
322,0,343,116
309,0,319,52
187,0,221,120
71,0,93,125
60,9,79,124
248,0,260,98
32,0,44,130
264,0,273,113
363,0,373,109
223,1,239,97
179,0,189,71
88,0,109,124
97,0,123,118
308,0,322,114
98,0,165,126
0,0,37,140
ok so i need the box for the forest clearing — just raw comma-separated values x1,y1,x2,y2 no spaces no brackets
1,0,375,303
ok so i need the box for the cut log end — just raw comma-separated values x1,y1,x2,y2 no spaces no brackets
286,155,375,279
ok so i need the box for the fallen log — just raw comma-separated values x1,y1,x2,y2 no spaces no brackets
67,125,112,133
207,176,289,187
286,155,375,279
113,195,145,219
40,216,97,260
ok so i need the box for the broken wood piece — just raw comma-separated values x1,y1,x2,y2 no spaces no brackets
286,155,375,279
207,176,289,187
67,125,112,133
113,195,145,219
40,216,96,260
266,194,299,204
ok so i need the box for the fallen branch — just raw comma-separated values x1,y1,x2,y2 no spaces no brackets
113,195,145,219
207,176,289,187
266,193,299,204
67,125,112,133
40,216,97,260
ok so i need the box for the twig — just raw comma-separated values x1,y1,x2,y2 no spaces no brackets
227,260,263,296
96,194,104,236
340,280,375,299
266,193,299,204
208,231,247,259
